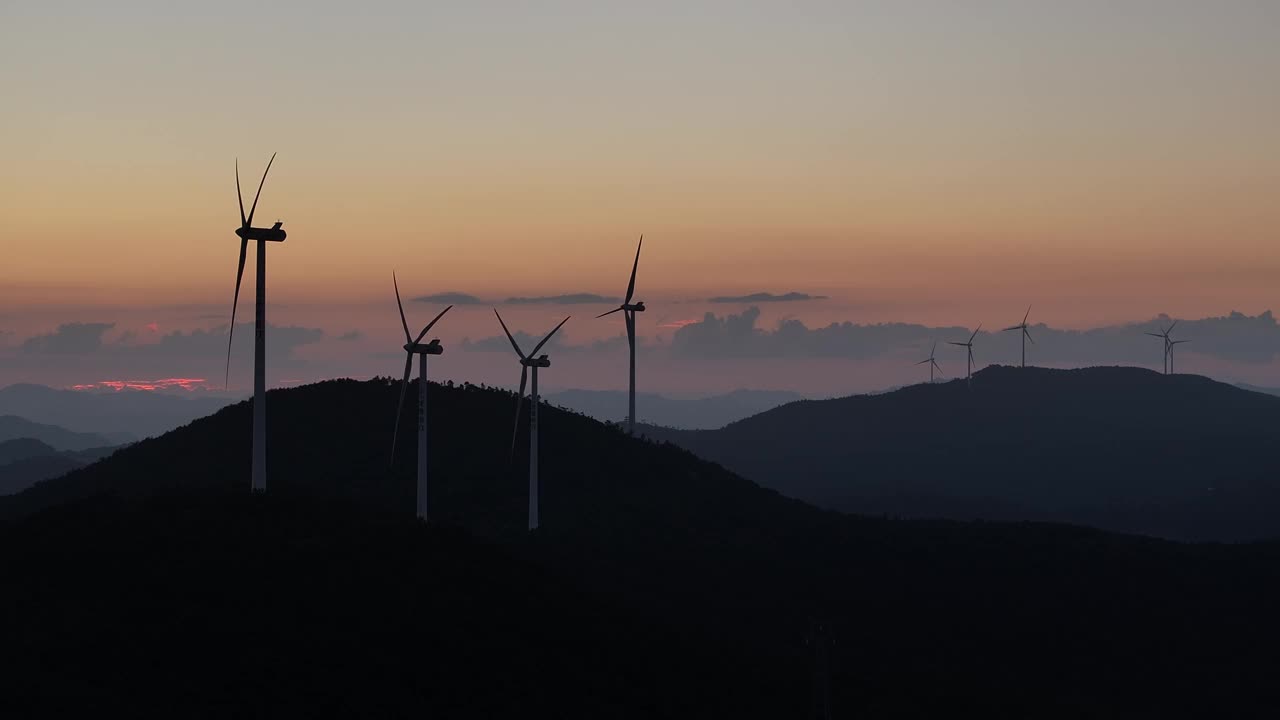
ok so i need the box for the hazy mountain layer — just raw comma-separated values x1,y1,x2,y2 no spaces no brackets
641,366,1280,541
0,383,231,439
545,388,804,429
0,437,122,495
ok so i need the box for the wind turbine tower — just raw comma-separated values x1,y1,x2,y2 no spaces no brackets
1145,321,1177,374
916,340,943,383
1168,338,1189,374
948,324,981,386
226,153,286,493
495,310,570,531
391,273,452,521
596,235,645,435
1002,305,1035,368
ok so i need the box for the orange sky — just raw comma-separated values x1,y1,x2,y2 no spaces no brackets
1,2,1278,391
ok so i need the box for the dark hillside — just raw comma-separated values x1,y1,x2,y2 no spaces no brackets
6,378,1280,716
642,366,1280,541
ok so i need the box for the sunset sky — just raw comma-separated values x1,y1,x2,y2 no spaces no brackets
2,1,1278,394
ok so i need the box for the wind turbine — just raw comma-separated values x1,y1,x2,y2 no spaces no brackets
1145,321,1177,374
495,310,570,531
390,273,452,521
916,340,943,383
948,324,981,385
596,235,645,435
1168,337,1189,374
1002,305,1034,368
226,153,286,493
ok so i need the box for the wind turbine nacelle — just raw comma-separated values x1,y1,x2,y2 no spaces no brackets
406,339,444,355
236,225,287,243
624,301,646,312
521,355,552,368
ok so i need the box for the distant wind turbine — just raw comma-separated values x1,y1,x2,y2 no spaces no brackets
916,340,943,383
390,273,452,522
495,310,570,531
226,153,286,493
1145,321,1177,374
947,324,981,386
596,235,646,435
1168,337,1189,374
1002,305,1034,368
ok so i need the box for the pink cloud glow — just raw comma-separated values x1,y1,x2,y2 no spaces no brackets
70,378,210,392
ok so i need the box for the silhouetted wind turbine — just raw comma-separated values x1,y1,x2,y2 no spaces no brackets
1002,305,1034,368
1145,321,1177,374
390,274,452,521
947,324,981,386
1168,338,1189,374
596,235,645,435
226,153,286,493
495,310,570,531
916,340,943,383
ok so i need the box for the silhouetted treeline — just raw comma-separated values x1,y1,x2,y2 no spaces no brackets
4,378,1280,716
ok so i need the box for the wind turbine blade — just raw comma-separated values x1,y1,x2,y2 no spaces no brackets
624,234,643,304
1024,327,1034,344
414,305,453,345
493,309,526,358
1023,304,1031,324
245,152,276,227
224,237,249,388
393,272,412,343
1002,326,1019,332
930,339,937,356
596,306,624,319
970,324,982,342
916,358,931,365
510,367,527,459
1167,320,1178,334
1145,332,1166,338
932,359,943,376
946,341,968,347
530,316,570,357
236,159,247,228
390,352,413,463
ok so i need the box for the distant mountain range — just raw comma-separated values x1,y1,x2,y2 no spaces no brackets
642,366,1280,542
1236,382,1280,397
0,436,120,495
6,378,1280,715
0,415,130,450
546,388,804,429
0,383,233,439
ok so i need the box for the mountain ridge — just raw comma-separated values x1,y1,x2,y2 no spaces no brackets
8,376,1280,715
639,365,1280,541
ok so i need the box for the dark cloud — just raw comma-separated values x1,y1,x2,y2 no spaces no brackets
142,324,324,363
3,322,326,381
337,330,363,342
669,307,1280,365
21,323,115,355
412,292,484,305
504,294,620,305
708,292,828,303
672,308,945,359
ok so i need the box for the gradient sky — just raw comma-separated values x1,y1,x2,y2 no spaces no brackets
2,1,1278,392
